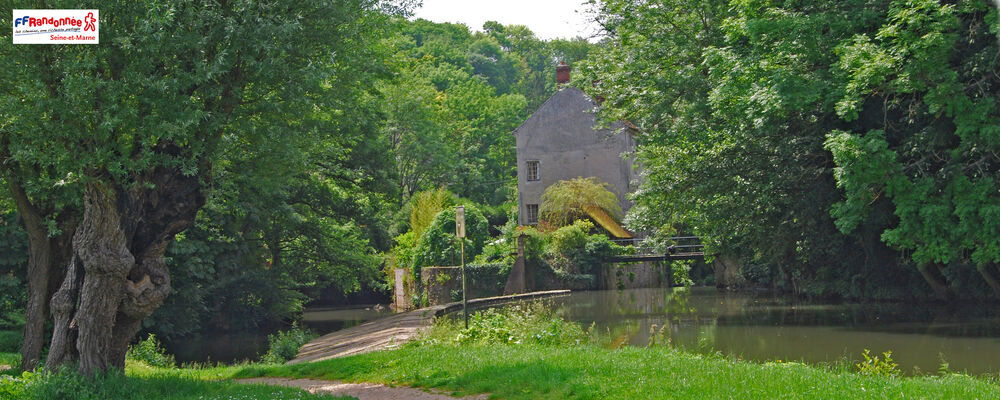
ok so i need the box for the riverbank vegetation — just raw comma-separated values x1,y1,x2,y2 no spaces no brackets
6,308,999,400
579,0,1000,300
235,306,1000,399
237,344,999,400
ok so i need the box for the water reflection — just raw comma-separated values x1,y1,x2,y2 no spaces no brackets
547,287,1000,375
163,305,390,364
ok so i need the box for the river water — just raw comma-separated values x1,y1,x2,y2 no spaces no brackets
163,305,390,364
544,287,1000,375
164,288,1000,375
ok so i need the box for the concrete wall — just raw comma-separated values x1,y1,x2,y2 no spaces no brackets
393,268,413,311
420,267,462,306
514,87,636,225
599,262,671,290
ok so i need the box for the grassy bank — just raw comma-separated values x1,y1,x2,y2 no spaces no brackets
0,357,349,399
4,306,1000,399
229,306,1000,400
236,344,999,399
1,326,348,400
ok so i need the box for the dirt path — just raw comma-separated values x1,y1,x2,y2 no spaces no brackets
236,377,489,400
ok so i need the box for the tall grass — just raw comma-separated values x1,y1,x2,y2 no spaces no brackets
420,303,590,347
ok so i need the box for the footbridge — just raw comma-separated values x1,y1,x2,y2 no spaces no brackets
605,236,705,262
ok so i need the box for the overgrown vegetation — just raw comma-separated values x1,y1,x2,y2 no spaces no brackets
422,304,589,346
260,325,318,364
516,221,630,280
125,334,175,369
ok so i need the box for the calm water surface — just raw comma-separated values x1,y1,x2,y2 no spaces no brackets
164,305,390,363
544,287,1000,375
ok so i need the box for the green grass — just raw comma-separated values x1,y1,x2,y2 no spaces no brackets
0,328,353,400
0,358,354,399
2,364,353,400
234,344,1000,400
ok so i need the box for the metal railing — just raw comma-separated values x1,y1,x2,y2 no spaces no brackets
611,236,704,256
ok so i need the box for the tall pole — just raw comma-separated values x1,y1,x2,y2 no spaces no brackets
461,239,467,329
456,205,468,329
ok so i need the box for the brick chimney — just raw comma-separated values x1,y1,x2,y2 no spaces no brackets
556,61,570,84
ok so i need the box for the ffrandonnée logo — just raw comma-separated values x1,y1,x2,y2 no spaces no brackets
12,9,99,44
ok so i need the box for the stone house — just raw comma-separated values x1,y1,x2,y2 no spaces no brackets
513,63,638,227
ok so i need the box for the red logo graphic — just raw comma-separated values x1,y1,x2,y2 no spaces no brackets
84,12,96,32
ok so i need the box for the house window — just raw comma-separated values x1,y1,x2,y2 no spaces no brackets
525,204,539,225
526,160,540,181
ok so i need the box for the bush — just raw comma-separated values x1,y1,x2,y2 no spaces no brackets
261,324,317,364
515,226,548,261
424,303,589,347
126,334,175,368
388,231,420,277
549,220,593,255
412,204,490,275
856,349,900,377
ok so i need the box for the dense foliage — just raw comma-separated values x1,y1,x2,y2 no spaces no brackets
412,204,490,272
581,0,999,299
1,0,409,372
825,0,1000,298
382,19,595,205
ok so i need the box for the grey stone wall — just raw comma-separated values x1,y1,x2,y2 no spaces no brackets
514,87,636,225
599,262,671,290
420,267,462,306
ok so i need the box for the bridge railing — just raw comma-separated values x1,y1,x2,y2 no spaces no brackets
611,236,704,256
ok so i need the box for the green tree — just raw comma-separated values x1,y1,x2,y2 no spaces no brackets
826,0,1000,297
579,0,908,297
0,0,400,375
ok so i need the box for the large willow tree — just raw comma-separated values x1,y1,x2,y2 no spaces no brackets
0,0,398,375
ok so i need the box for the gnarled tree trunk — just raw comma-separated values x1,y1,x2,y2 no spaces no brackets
46,168,203,375
72,184,134,375
46,256,82,368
